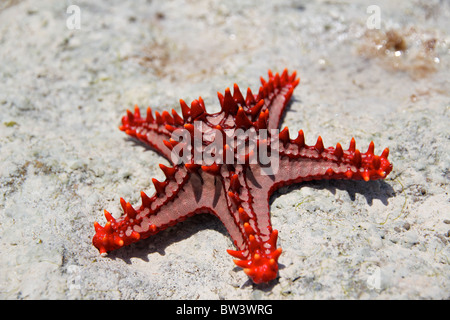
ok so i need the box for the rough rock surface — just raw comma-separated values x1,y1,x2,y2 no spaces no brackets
0,0,449,299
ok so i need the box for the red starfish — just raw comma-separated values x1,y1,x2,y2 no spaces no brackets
93,69,392,283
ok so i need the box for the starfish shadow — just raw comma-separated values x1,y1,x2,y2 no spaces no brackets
271,179,395,207
125,137,171,160
106,213,229,263
277,95,299,127
236,270,284,290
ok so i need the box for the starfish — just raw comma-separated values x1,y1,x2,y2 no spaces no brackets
92,69,393,283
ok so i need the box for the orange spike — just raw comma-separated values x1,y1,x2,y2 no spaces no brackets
238,206,249,222
281,69,289,83
293,130,305,147
345,169,353,179
159,163,176,178
126,109,134,122
165,124,176,133
271,247,282,260
367,141,375,155
227,249,246,260
201,163,220,175
126,202,137,219
289,71,298,83
285,86,295,103
353,149,361,166
94,221,103,232
257,84,265,99
179,99,190,120
149,224,157,233
267,79,274,93
334,142,343,158
233,83,246,106
256,111,266,129
104,221,112,234
381,148,390,159
125,129,136,137
171,109,184,125
260,76,266,86
269,229,279,247
228,191,240,205
249,99,265,117
183,123,195,134
243,268,255,277
279,126,290,144
104,210,114,222
169,138,180,147
315,136,324,152
248,234,258,251
131,231,141,240
133,105,141,118
154,111,163,124
146,107,154,123
163,139,173,150
235,107,253,129
245,87,255,105
116,238,124,247
161,110,174,125
230,173,241,191
152,178,166,195
234,259,251,269
217,91,224,107
244,222,254,235
190,99,204,119
198,96,205,109
222,87,238,114
362,170,370,182
140,191,151,207
349,137,356,152
274,72,281,88
120,197,127,212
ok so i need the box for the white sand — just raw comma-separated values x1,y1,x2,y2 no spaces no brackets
0,0,449,299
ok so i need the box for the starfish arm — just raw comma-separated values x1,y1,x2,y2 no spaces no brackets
120,104,187,162
93,162,245,257
257,69,300,130
93,164,209,254
216,69,299,130
93,163,189,254
223,132,392,283
223,165,282,283
271,130,393,190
